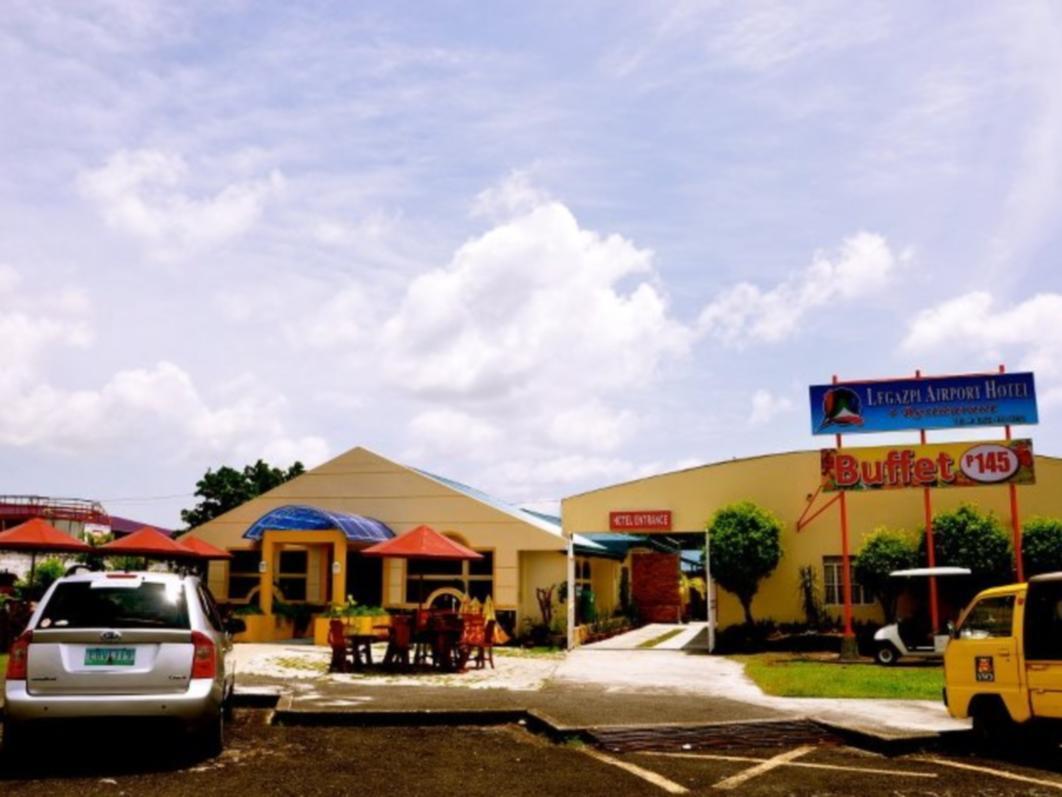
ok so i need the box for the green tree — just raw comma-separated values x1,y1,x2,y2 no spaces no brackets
854,527,918,622
1022,517,1062,577
919,504,1012,590
181,459,305,528
707,501,783,625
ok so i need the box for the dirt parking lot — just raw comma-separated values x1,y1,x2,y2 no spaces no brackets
3,711,1062,796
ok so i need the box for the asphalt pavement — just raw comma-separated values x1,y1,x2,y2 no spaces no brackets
2,710,1061,797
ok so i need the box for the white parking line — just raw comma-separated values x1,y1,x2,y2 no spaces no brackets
644,751,937,779
580,747,690,794
918,756,1062,791
712,745,814,790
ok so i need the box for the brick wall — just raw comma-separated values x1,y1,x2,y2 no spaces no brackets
631,551,681,624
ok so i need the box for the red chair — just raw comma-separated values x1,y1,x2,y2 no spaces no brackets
327,619,351,673
413,610,433,666
384,615,412,671
454,614,485,672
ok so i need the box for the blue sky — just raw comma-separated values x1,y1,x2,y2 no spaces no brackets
2,1,1061,527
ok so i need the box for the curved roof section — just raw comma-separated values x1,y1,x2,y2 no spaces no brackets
244,505,394,543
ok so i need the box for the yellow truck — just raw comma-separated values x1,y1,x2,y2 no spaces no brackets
944,573,1062,740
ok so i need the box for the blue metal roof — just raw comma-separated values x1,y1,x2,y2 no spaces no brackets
413,468,563,535
243,505,394,543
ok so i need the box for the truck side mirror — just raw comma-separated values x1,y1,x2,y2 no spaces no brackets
946,620,957,639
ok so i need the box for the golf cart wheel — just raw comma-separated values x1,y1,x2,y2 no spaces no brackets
875,643,900,666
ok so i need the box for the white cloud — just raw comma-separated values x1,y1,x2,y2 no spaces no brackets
547,401,637,453
0,264,324,464
471,170,551,220
311,211,400,247
285,286,375,349
747,389,794,426
0,360,329,465
706,1,890,73
407,409,502,459
0,267,92,392
382,198,690,399
78,149,284,256
699,231,899,345
902,291,1062,378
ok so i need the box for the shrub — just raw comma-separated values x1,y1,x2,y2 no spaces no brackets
31,558,67,591
1023,517,1062,577
855,527,919,621
919,504,1012,591
797,566,823,628
707,501,783,625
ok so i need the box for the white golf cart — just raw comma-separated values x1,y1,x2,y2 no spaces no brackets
873,566,971,666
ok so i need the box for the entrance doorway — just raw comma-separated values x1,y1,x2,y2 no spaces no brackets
346,551,383,606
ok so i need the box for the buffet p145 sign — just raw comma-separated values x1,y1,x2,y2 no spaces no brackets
820,439,1035,492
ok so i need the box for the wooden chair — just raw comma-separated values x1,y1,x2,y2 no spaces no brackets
412,610,433,666
473,620,496,669
383,615,412,671
327,619,351,673
455,614,485,672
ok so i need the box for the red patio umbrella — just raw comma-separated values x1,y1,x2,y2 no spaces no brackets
0,517,92,584
100,526,200,560
176,534,232,560
361,524,482,609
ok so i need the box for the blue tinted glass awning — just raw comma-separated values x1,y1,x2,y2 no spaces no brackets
243,505,394,543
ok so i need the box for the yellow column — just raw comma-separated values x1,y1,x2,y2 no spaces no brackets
332,537,346,606
259,535,274,616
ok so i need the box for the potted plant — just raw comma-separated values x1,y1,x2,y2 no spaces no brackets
312,597,390,645
231,602,267,642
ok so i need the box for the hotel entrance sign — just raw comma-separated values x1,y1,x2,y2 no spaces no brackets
809,372,1037,435
609,510,672,532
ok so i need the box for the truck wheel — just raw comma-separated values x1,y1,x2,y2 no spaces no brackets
875,643,900,666
970,697,1014,752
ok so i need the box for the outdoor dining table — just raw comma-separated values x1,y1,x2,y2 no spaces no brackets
413,612,466,672
344,625,391,670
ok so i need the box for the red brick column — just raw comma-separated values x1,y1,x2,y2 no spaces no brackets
631,551,681,624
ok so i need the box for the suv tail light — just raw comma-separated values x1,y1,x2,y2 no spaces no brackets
190,630,217,679
6,630,32,680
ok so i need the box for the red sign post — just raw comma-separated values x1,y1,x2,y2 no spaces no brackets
805,365,1036,654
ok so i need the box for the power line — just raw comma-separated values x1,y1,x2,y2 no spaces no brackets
96,493,195,503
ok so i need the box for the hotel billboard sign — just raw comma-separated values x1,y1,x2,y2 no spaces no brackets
820,439,1036,493
809,372,1038,435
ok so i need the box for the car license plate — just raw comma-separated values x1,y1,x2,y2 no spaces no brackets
84,647,136,666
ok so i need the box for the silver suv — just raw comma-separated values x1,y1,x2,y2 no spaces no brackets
3,571,242,757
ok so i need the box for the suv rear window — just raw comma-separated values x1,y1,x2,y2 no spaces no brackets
38,581,190,630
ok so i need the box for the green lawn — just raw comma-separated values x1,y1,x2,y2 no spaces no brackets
637,628,684,649
495,646,565,659
732,654,944,700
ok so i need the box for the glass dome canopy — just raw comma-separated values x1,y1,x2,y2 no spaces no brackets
243,504,394,543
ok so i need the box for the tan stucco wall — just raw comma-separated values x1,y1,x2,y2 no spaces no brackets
519,550,566,630
190,447,568,625
563,450,1062,629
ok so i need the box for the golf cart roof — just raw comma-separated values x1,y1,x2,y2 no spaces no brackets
889,567,972,578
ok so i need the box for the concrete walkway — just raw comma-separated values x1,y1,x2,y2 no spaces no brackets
582,623,709,651
555,649,968,737
231,642,969,739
